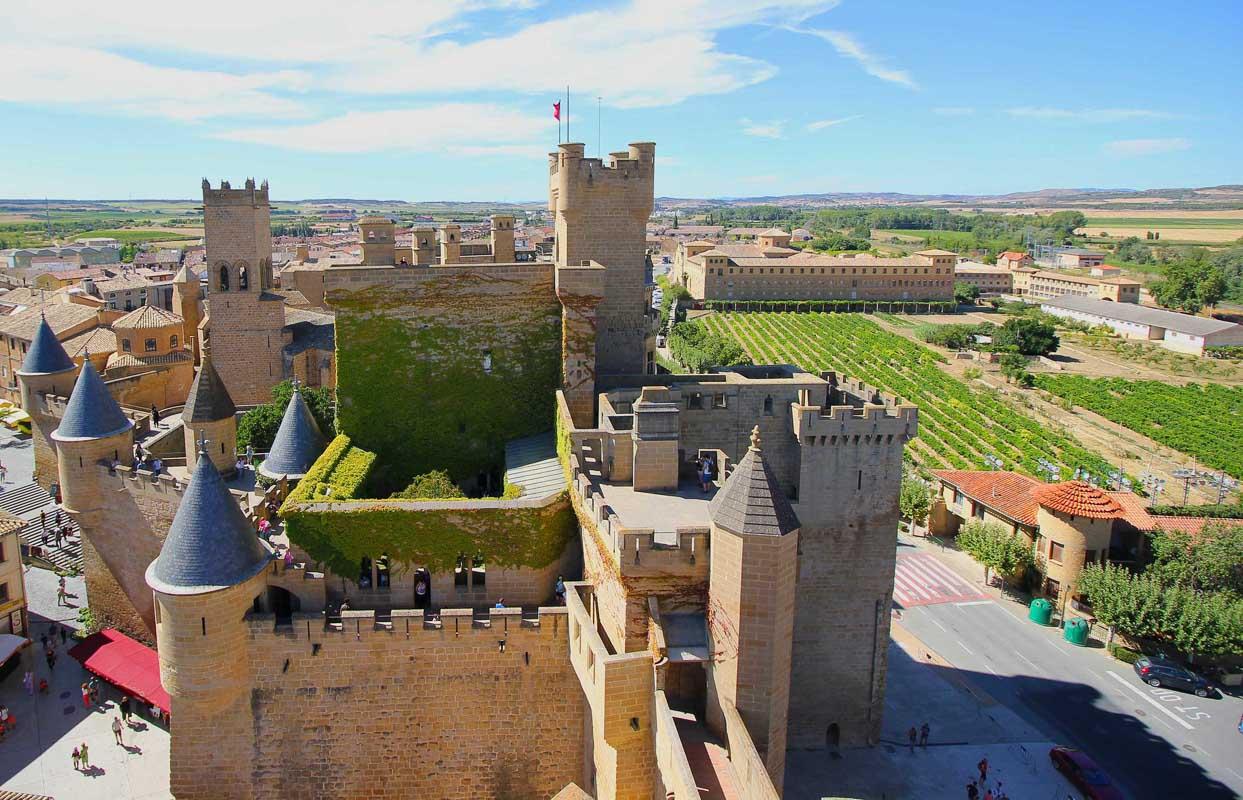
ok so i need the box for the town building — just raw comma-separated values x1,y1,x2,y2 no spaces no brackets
1014,270,1140,303
0,303,100,403
670,232,955,302
33,267,113,291
953,261,1014,296
1090,264,1123,278
1,244,120,270
1053,248,1107,270
0,509,30,639
996,250,1033,270
929,469,1243,613
1041,296,1243,355
22,141,917,800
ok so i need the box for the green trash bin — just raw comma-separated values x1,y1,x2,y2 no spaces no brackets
1029,598,1053,626
1063,617,1090,646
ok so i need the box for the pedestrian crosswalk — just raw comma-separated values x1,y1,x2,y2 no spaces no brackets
893,552,990,608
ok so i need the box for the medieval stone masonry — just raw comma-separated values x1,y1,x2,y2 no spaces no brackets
21,141,916,800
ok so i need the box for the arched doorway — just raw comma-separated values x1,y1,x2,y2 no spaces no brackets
413,568,431,610
267,586,300,625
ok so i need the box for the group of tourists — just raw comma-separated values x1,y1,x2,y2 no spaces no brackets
37,509,74,554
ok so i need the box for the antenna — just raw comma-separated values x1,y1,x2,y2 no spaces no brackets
597,96,602,159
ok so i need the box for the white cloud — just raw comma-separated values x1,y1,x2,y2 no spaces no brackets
214,105,554,154
806,114,861,131
932,106,974,116
0,44,310,120
1007,107,1174,122
788,27,916,88
740,118,786,138
1104,138,1191,157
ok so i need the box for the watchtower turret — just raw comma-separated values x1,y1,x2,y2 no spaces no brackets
257,382,326,483
147,443,271,799
440,224,461,264
182,350,238,477
359,216,396,266
17,314,79,487
171,265,202,363
490,214,515,263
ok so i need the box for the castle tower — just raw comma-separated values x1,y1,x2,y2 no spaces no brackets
440,224,461,264
786,398,916,749
172,265,203,363
146,444,271,800
706,426,799,791
549,142,655,378
490,215,515,263
411,226,436,265
50,361,142,631
257,383,326,483
202,178,286,405
1031,481,1124,609
555,262,605,427
359,216,396,266
182,350,238,477
17,315,80,487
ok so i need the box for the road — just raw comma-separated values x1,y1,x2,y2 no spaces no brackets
895,550,1243,800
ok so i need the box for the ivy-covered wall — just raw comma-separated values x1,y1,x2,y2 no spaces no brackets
328,265,561,490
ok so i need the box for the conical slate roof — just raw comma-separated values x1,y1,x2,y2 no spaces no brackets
146,445,270,595
709,426,800,536
259,386,326,479
52,359,132,441
182,353,236,423
18,315,75,375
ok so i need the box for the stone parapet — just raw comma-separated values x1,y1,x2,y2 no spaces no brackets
247,604,569,641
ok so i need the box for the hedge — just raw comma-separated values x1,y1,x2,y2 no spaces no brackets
1109,643,1142,664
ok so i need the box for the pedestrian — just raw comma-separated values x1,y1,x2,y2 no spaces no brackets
59,625,67,644
81,682,91,708
966,780,978,800
983,790,993,800
40,632,47,650
41,529,49,548
554,575,566,604
112,715,124,745
245,444,254,466
55,509,62,527
79,742,89,769
495,598,505,609
907,726,917,753
153,457,163,476
40,510,46,532
45,647,55,670
0,704,10,733
149,703,161,724
284,548,294,569
120,695,131,723
22,670,33,696
151,404,160,425
71,746,81,771
89,677,100,705
919,721,930,747
54,527,62,548
978,757,989,782
56,585,67,606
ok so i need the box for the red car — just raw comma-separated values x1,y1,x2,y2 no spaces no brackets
1049,746,1126,800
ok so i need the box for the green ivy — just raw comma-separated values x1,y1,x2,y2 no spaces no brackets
283,494,577,576
284,434,376,504
331,283,561,491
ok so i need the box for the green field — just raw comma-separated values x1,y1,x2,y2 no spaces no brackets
704,312,1119,481
873,229,977,246
1032,376,1243,479
72,229,200,244
1083,217,1243,228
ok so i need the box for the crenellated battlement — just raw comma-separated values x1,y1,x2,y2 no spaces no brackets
201,178,269,206
95,461,187,498
246,605,570,642
548,142,655,218
790,401,918,444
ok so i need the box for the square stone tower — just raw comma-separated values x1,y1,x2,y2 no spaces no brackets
202,178,286,405
549,142,654,379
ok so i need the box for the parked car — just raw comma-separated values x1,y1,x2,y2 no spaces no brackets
1049,746,1125,800
1132,656,1214,697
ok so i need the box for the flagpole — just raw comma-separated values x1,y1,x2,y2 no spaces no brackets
566,85,570,142
597,96,602,157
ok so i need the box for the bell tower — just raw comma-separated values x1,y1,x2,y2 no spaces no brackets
201,178,286,405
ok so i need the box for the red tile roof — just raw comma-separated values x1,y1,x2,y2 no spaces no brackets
1032,481,1125,519
999,251,1029,260
931,470,1042,526
1108,492,1243,535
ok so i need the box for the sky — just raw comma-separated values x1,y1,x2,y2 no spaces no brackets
1,0,1240,201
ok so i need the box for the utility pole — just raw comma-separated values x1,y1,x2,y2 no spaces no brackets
44,198,53,242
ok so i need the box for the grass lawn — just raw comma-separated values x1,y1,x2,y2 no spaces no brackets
73,228,200,244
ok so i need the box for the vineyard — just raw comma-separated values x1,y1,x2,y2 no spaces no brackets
703,312,1119,480
1032,376,1243,479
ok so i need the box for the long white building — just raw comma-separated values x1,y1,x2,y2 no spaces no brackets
1041,296,1243,356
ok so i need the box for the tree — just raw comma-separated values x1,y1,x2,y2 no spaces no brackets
899,477,931,530
1147,523,1243,597
956,520,1034,587
954,281,981,306
672,213,679,230
119,243,138,263
1079,563,1166,649
237,380,336,450
1151,258,1227,313
392,469,465,499
994,317,1059,356
998,353,1028,383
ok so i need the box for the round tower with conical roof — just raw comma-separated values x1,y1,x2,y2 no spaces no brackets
147,442,271,799
1032,480,1124,611
258,381,326,483
51,359,135,521
182,350,238,477
705,425,800,793
17,314,80,487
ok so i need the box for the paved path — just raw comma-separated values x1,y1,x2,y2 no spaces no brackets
895,532,1243,800
893,552,990,608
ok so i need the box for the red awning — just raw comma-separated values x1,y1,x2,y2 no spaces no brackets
68,629,170,715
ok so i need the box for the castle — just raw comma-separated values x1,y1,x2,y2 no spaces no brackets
20,142,917,799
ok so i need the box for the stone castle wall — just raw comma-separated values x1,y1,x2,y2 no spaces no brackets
206,291,287,405
234,607,586,799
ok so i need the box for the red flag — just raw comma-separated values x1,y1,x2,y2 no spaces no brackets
553,101,561,121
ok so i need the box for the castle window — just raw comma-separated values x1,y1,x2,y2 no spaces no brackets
358,556,373,589
482,349,493,374
170,335,179,349
763,396,773,415
377,554,391,589
713,393,728,409
1048,541,1064,563
239,265,249,290
454,554,469,589
686,392,703,410
144,338,157,352
471,555,486,588
122,339,132,353
219,266,230,291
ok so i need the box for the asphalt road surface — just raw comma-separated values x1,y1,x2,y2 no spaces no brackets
895,555,1243,800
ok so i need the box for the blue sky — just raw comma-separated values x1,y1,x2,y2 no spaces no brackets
1,0,1239,201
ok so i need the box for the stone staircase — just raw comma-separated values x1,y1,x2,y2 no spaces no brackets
0,482,83,572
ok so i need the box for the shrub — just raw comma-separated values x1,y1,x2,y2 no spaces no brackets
393,470,466,500
667,320,752,372
238,380,336,451
1109,643,1142,664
